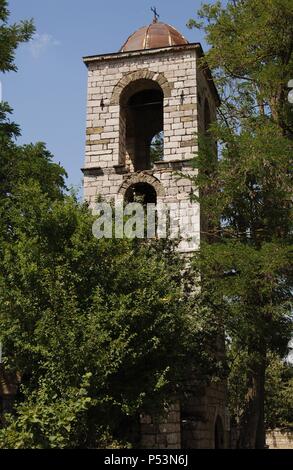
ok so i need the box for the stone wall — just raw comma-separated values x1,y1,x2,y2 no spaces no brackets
140,402,181,449
266,429,293,449
84,46,199,172
83,163,200,254
139,383,229,449
181,382,228,448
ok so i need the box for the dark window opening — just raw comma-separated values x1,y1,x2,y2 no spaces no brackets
124,182,158,238
124,182,157,206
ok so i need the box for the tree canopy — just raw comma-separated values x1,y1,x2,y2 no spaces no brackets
188,0,293,448
0,0,292,450
0,1,220,448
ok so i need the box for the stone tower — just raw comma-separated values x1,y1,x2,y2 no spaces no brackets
82,16,228,448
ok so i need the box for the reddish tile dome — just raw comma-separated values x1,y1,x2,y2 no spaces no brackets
120,21,189,52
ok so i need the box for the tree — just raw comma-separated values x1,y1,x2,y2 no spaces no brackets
0,0,34,73
0,3,221,448
0,179,220,447
194,241,292,447
188,0,293,448
188,0,293,134
0,2,64,238
227,351,293,444
0,0,36,197
264,354,293,430
228,351,293,439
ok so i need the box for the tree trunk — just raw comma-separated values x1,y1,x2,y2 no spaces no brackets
238,357,266,449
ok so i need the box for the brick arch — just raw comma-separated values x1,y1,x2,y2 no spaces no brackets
118,173,165,198
110,69,172,105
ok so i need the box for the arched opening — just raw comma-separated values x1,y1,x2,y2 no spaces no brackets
124,182,158,238
120,79,164,171
214,415,225,449
124,182,157,205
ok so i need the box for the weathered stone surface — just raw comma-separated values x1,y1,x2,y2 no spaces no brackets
140,435,156,447
119,172,165,198
180,139,197,148
266,430,293,449
86,127,104,135
86,138,111,146
179,103,196,111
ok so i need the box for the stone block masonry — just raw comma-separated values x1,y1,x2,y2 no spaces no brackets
140,402,181,449
84,46,201,170
266,429,293,449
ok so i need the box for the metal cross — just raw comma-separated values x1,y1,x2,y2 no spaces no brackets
151,6,160,23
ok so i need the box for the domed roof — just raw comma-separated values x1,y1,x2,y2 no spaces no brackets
120,20,189,53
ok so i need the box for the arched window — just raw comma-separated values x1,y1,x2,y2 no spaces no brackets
120,79,164,171
124,182,158,238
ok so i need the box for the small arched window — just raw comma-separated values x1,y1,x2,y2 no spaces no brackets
124,182,158,238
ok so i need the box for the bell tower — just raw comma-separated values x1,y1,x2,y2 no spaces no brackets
83,14,220,253
82,15,227,448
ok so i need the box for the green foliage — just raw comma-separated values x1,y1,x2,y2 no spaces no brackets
189,0,293,133
229,351,293,432
0,374,94,449
0,102,20,142
195,241,292,355
0,0,35,73
0,3,218,447
0,180,219,446
0,31,217,446
194,121,292,243
1,0,291,450
265,355,293,430
189,0,293,448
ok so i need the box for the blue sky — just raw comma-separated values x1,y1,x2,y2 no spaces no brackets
2,0,206,191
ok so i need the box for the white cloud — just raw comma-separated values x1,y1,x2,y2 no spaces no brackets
29,33,61,59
